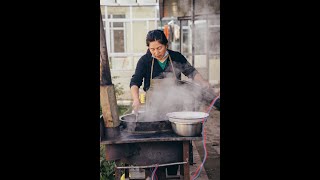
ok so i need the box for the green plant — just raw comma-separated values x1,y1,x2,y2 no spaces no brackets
112,76,124,99
100,145,116,180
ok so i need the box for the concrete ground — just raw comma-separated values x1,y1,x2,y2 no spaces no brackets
193,108,220,180
190,141,210,180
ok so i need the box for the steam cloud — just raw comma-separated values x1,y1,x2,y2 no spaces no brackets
140,77,204,122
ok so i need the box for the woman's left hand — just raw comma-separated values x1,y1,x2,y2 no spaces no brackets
194,72,210,89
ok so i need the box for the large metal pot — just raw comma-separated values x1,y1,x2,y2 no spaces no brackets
166,111,209,136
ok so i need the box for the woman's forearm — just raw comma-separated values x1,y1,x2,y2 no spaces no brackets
193,72,211,89
130,85,140,102
130,85,141,112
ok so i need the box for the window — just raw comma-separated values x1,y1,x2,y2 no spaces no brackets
109,14,126,53
101,5,159,70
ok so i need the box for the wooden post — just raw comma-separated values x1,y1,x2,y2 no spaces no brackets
183,141,190,180
100,9,120,128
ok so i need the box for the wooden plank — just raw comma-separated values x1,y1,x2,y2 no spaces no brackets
100,9,119,127
100,85,120,127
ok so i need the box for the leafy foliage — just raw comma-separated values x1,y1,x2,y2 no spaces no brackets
112,76,124,99
100,145,116,180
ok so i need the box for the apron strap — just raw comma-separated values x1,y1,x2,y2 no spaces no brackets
150,58,155,85
168,54,176,79
150,54,177,87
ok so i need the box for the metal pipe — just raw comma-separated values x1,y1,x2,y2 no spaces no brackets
206,15,209,80
115,161,187,169
180,19,182,53
191,0,195,66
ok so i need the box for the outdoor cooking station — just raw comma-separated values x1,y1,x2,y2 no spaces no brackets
99,6,212,179
101,124,203,180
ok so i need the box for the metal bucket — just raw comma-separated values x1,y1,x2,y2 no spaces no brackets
171,121,203,137
166,111,209,136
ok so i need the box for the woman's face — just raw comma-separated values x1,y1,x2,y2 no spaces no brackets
149,41,167,60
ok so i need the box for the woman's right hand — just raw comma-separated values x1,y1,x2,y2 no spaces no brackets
132,99,141,113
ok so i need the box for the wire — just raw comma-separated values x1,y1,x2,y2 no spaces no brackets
149,168,158,180
191,95,220,180
151,164,159,180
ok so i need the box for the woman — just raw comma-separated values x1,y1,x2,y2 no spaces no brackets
130,29,210,112
129,29,214,176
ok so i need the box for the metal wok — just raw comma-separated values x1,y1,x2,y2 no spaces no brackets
119,113,172,134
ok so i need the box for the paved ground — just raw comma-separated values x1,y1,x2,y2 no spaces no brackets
190,141,209,180
194,108,220,180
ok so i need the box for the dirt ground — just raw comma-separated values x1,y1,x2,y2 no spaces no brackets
194,108,220,180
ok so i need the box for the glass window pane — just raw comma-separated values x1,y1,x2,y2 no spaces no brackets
194,20,206,55
182,28,190,54
113,22,124,27
113,14,126,19
180,20,192,54
209,27,219,55
114,30,125,52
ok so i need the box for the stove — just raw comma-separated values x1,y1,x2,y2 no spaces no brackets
100,115,202,180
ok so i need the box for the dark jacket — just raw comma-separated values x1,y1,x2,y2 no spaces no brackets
130,49,198,92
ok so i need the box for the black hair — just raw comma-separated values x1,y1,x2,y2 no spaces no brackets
146,29,168,46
